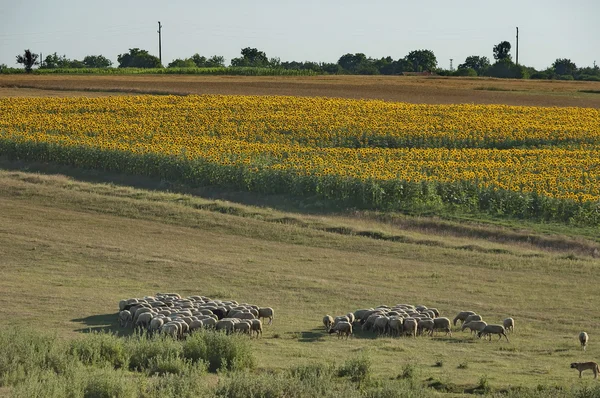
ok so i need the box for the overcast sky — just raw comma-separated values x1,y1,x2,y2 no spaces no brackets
1,1,598,70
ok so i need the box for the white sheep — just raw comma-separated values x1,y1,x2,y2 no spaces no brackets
417,319,435,336
250,319,263,338
462,321,487,335
328,321,352,339
258,307,274,325
403,318,418,338
453,311,476,326
432,317,452,336
503,318,514,333
388,317,404,337
464,314,483,324
346,313,355,324
118,310,131,328
478,324,509,342
579,332,589,351
373,316,389,335
323,315,334,331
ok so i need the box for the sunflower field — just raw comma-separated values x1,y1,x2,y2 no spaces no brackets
1,95,599,225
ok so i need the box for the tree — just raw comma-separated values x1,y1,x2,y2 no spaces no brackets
230,47,269,67
206,55,225,67
404,49,437,72
458,56,490,75
337,53,368,73
493,41,512,61
83,55,112,68
484,58,528,79
552,58,577,76
168,58,197,68
117,48,162,68
16,49,39,73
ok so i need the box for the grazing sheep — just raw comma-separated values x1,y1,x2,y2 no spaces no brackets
353,309,373,322
429,308,440,317
388,317,404,337
417,319,435,336
160,323,179,338
464,314,483,324
478,325,509,342
328,321,352,339
373,316,390,335
135,312,154,330
323,315,334,331
250,319,263,338
462,321,488,335
503,318,514,333
189,320,204,333
403,318,418,338
432,317,452,336
258,307,274,325
149,317,165,334
334,315,350,328
234,321,251,335
346,313,355,324
453,311,476,326
216,319,236,334
362,314,381,331
579,332,589,351
118,310,132,328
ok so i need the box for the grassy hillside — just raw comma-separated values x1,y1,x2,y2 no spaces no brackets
0,162,598,396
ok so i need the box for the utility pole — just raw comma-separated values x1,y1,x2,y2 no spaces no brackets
450,59,453,71
516,27,519,65
157,21,162,65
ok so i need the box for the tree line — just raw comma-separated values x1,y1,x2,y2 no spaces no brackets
8,42,600,81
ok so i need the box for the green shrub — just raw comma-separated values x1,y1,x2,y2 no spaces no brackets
196,330,255,372
338,354,372,384
0,328,70,387
126,334,183,372
69,331,128,369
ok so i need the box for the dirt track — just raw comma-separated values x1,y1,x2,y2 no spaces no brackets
1,74,600,107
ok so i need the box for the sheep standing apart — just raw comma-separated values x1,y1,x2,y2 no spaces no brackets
579,332,589,351
258,307,274,325
328,321,352,339
453,311,476,326
503,318,514,333
323,315,334,331
478,325,509,342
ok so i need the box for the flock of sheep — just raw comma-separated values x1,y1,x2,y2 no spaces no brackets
324,304,515,342
117,293,274,338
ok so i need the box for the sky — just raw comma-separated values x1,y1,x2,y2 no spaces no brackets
1,1,598,70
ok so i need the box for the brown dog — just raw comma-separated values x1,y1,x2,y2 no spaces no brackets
570,362,599,379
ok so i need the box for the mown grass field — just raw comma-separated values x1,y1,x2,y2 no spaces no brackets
0,164,599,396
0,81,599,396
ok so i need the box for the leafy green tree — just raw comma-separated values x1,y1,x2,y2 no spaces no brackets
458,56,490,75
404,49,437,72
493,41,512,61
552,58,577,76
337,53,376,74
168,58,197,68
206,55,225,67
454,67,477,77
16,49,39,73
230,47,269,67
117,48,162,68
83,55,112,68
484,58,528,79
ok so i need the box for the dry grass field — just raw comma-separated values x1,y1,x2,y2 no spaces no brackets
1,74,600,107
1,77,599,396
